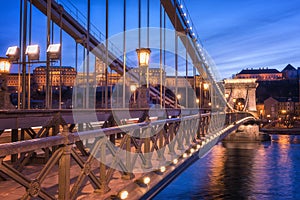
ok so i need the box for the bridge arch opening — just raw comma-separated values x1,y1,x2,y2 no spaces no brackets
234,98,246,111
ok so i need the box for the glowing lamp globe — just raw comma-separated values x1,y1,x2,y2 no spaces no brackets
0,58,11,74
136,48,151,67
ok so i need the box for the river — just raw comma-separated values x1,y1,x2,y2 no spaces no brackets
154,135,300,200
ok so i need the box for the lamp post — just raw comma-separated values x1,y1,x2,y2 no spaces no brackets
130,84,137,106
6,46,20,109
196,98,200,107
203,82,209,91
0,58,14,109
47,44,62,109
25,44,40,109
6,44,61,109
203,82,209,108
136,48,151,109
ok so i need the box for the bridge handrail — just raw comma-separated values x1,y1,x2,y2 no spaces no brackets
0,113,202,157
0,111,252,157
0,111,253,199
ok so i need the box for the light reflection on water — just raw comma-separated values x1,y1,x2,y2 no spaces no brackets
154,135,300,200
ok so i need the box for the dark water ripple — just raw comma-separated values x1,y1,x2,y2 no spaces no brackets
154,135,300,200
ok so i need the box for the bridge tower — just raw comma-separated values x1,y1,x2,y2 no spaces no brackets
224,79,258,115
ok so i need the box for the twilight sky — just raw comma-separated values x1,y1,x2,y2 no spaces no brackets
185,0,300,77
0,0,300,78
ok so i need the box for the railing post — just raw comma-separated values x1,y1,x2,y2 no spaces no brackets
96,138,110,194
185,120,192,146
158,128,165,161
0,157,6,181
143,127,152,169
58,125,71,200
168,123,176,157
126,134,132,171
177,121,185,150
197,116,201,140
204,116,209,136
123,134,134,180
11,129,18,163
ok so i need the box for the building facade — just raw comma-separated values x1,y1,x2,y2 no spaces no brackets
264,97,300,119
236,68,282,80
6,73,33,93
33,66,77,89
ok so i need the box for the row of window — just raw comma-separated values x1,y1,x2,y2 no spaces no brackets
237,75,282,79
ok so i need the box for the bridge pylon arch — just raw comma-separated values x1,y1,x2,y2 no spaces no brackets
224,79,258,116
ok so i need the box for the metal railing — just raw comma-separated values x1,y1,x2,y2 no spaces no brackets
0,111,253,199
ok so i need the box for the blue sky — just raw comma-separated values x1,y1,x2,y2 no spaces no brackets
0,0,300,78
185,0,300,77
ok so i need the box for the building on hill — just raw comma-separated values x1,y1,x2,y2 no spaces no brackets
282,64,298,80
235,68,282,80
256,79,299,104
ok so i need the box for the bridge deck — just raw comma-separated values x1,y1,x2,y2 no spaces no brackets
0,146,144,200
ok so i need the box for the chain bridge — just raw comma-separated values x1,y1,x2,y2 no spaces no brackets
0,0,258,199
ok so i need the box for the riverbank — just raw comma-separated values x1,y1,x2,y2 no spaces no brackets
260,128,300,134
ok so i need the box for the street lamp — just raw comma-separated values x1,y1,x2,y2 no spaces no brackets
136,48,151,67
0,58,14,109
203,83,209,91
233,98,237,110
25,45,40,60
130,84,137,105
136,48,151,109
6,46,20,61
5,43,61,109
47,43,62,109
6,46,21,109
176,94,181,100
0,58,11,74
25,44,40,109
47,44,61,60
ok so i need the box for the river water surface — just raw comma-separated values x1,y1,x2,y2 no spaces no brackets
154,135,300,200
